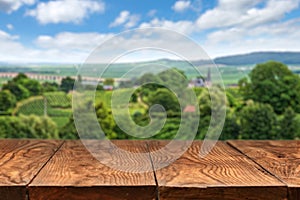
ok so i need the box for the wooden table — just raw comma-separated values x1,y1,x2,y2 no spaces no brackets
0,140,299,200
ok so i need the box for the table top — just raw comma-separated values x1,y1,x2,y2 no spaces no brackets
0,139,299,200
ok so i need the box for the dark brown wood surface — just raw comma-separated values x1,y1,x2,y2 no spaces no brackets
0,139,63,200
149,141,287,200
28,140,157,200
228,140,300,200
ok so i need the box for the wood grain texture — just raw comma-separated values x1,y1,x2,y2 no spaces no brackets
228,140,300,200
0,139,63,200
149,140,287,200
29,140,156,200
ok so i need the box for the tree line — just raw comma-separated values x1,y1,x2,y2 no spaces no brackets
0,61,300,140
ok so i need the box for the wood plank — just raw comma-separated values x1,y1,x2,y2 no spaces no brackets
29,140,157,200
149,140,287,200
228,140,300,200
0,139,63,200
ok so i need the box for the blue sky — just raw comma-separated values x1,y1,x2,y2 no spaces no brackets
0,0,300,63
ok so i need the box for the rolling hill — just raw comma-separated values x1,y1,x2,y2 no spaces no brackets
214,52,300,65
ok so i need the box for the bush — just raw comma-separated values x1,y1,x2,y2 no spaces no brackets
239,102,277,139
0,115,58,139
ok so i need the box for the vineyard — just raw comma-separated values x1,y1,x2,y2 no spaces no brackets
14,92,72,128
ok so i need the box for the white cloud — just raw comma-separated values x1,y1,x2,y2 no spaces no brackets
203,18,300,57
0,29,37,62
36,32,114,51
0,0,36,13
0,30,114,63
6,24,13,30
26,0,105,24
172,0,191,12
0,30,18,40
125,15,140,28
0,29,210,63
197,0,300,29
139,18,195,35
147,9,157,17
1,0,300,63
109,10,140,28
110,11,130,27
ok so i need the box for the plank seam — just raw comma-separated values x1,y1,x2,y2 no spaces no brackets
146,142,160,200
225,141,288,186
25,140,65,199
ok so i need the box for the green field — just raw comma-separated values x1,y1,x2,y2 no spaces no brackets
0,64,254,85
13,90,146,129
2,62,300,86
14,93,72,128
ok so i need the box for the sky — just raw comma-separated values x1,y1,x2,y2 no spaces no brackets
0,0,300,63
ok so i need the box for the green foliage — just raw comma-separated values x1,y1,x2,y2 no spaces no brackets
95,91,112,108
130,92,138,103
239,102,277,139
240,61,300,114
0,90,16,112
22,79,42,96
135,73,161,90
104,78,115,86
59,101,121,139
0,115,58,139
60,76,75,93
2,64,300,141
95,102,116,138
2,81,30,100
12,73,28,82
12,73,42,96
42,82,59,93
157,68,188,92
148,88,180,113
58,115,79,139
220,112,240,140
278,107,297,139
2,73,42,100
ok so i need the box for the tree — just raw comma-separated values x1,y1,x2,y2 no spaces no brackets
60,77,75,93
2,73,42,98
135,73,161,91
197,87,227,139
0,115,58,139
42,82,59,93
58,115,79,139
157,68,188,93
239,61,300,114
0,90,16,112
12,73,28,82
20,115,59,139
279,107,297,139
147,88,180,113
239,102,277,139
2,81,30,100
95,102,117,138
22,79,42,96
220,112,240,140
104,78,114,86
12,73,42,96
60,101,121,139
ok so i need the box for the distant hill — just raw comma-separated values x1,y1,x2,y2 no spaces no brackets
214,52,300,65
1,51,300,68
